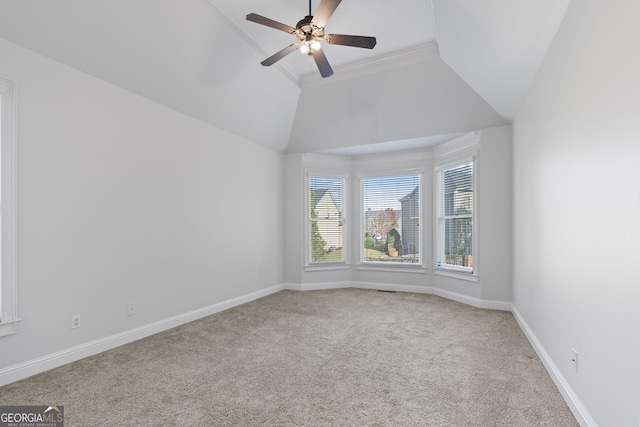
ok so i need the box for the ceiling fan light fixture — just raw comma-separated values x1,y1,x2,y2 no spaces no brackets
299,37,321,55
246,0,377,77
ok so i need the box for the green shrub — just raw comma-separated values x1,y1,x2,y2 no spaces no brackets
364,236,375,248
386,234,395,246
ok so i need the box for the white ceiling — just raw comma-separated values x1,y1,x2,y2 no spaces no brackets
0,0,570,154
434,0,571,121
208,0,438,83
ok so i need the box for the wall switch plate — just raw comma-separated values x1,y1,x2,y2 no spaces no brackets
71,315,81,329
127,303,136,316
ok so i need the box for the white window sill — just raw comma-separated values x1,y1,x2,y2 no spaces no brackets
0,319,21,337
434,268,479,282
357,264,427,274
304,263,351,272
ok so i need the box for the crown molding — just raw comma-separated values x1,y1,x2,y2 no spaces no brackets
432,131,479,163
299,41,440,88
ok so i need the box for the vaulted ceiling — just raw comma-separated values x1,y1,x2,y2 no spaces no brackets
0,0,570,153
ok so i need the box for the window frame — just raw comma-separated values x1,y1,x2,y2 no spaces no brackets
357,168,425,271
304,169,349,270
435,157,477,276
0,75,19,337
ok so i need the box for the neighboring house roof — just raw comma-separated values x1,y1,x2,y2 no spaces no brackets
311,189,330,209
311,189,340,211
400,186,419,202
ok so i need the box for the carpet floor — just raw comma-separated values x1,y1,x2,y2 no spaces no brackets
0,289,578,426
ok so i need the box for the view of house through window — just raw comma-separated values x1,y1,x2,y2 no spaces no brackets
362,174,421,264
437,162,474,271
308,176,345,263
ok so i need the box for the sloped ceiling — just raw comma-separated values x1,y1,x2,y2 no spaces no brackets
433,0,571,121
288,48,506,154
0,0,300,152
0,0,570,154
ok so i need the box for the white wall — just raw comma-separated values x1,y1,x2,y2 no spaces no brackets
512,0,640,425
0,38,284,372
284,126,512,306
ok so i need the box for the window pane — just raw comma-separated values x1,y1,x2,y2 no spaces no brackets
443,218,473,268
362,175,420,264
309,176,344,263
438,161,474,271
442,163,473,216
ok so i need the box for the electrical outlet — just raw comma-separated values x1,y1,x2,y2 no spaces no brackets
71,315,81,329
127,303,136,316
571,349,579,373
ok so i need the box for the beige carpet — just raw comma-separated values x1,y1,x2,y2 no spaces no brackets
0,289,578,426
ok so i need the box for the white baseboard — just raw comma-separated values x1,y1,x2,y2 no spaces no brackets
354,281,433,294
511,305,597,427
476,298,513,311
284,281,351,291
359,282,511,311
287,280,512,311
0,284,284,387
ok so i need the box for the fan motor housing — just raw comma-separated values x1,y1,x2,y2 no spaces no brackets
295,15,324,40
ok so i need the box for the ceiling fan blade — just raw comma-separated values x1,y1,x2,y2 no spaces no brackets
312,49,334,78
246,13,296,34
311,0,342,28
261,44,299,66
325,34,377,49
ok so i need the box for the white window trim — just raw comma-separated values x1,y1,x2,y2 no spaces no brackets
434,156,478,280
434,268,479,282
304,168,350,271
357,168,425,271
0,76,19,337
357,264,427,274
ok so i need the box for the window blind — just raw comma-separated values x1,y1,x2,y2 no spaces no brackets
438,162,473,270
308,176,344,263
362,174,420,264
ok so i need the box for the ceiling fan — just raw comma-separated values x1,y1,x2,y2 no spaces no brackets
246,0,377,78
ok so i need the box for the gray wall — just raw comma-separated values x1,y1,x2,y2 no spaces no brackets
287,58,508,154
0,38,284,371
476,125,512,303
512,0,640,425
